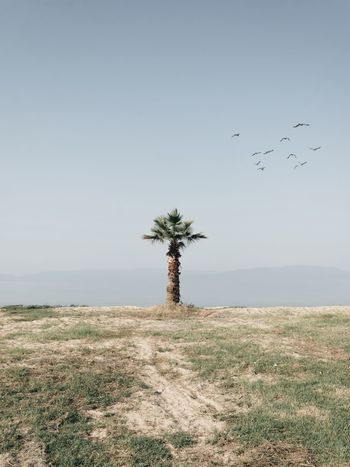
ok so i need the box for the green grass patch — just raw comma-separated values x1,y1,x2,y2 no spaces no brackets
227,404,349,464
282,312,350,353
177,325,350,465
1,305,59,321
0,347,32,364
128,436,172,466
0,347,145,465
178,330,296,381
2,304,54,311
37,324,132,342
166,431,197,448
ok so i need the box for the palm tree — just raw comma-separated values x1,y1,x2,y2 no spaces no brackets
143,209,207,305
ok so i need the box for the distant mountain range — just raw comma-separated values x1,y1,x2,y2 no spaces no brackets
0,266,349,307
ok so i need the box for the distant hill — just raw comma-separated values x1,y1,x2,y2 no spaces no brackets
0,266,349,307
181,266,350,307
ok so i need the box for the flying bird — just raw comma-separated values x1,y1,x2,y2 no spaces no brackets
280,137,290,142
255,160,262,166
231,133,240,138
294,161,308,169
309,146,321,151
251,151,261,157
287,153,297,159
263,149,274,155
293,123,310,128
257,167,265,171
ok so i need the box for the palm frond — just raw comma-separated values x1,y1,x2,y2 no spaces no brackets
186,232,207,244
179,221,194,237
142,233,165,243
167,208,183,226
153,216,172,237
183,220,194,230
150,228,166,239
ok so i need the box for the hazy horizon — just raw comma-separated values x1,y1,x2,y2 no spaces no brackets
1,1,350,276
1,265,349,307
2,263,350,277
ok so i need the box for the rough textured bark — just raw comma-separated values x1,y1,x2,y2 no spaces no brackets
166,256,181,304
166,243,181,304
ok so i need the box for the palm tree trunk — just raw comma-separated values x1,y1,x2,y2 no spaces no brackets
166,255,181,304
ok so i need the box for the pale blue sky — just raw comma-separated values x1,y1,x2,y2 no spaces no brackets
1,0,349,274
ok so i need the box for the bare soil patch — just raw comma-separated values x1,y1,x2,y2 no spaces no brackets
123,337,226,436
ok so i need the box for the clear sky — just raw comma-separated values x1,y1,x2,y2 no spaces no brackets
1,0,350,274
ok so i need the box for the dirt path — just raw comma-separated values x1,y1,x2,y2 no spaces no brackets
120,337,226,437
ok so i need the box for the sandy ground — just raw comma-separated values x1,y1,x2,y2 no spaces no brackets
1,305,349,466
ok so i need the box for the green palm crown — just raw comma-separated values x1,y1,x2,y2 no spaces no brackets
143,209,207,255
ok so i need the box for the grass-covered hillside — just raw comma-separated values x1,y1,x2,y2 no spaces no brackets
0,304,349,466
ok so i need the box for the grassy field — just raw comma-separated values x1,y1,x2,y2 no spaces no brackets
0,304,349,466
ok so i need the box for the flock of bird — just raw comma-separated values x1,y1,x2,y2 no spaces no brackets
231,123,322,172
